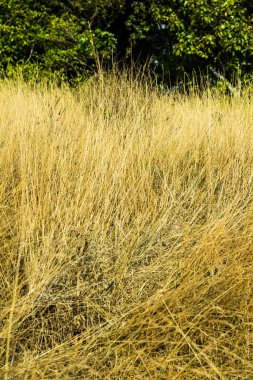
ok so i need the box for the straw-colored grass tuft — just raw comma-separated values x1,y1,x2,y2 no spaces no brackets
0,75,253,379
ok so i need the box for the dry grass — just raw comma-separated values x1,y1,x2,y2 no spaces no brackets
0,75,253,379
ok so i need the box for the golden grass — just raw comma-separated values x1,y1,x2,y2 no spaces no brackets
0,75,253,379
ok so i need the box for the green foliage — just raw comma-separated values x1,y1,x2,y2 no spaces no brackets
0,0,252,83
0,0,119,81
127,0,253,81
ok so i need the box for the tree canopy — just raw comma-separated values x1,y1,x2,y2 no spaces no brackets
0,0,252,83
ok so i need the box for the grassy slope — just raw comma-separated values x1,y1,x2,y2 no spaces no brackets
0,76,253,379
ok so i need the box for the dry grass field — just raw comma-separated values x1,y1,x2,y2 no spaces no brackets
0,75,253,379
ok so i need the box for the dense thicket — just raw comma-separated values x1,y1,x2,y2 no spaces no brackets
0,0,252,82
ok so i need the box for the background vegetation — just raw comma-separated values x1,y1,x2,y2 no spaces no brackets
0,0,253,83
0,76,253,379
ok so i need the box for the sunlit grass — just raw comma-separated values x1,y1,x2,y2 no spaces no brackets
0,75,253,379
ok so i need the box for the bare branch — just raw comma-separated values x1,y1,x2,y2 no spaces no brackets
209,66,240,96
25,43,35,64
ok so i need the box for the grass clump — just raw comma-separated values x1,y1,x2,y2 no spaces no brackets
0,75,253,379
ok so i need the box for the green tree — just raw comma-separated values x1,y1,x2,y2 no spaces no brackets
0,0,252,83
0,0,120,80
127,0,253,82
